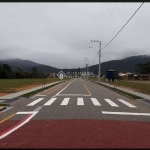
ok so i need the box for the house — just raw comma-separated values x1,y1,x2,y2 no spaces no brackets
118,72,134,80
50,72,55,78
140,74,150,80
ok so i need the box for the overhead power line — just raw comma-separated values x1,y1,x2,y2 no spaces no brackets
89,52,99,66
98,3,117,39
101,2,144,51
91,3,106,40
95,3,112,38
89,2,144,67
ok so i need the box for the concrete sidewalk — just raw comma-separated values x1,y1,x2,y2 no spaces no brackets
95,81,150,100
0,80,65,100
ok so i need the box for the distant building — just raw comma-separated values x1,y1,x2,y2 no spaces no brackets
50,72,55,78
118,72,134,80
140,74,150,80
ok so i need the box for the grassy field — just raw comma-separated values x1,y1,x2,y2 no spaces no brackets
0,78,69,94
91,78,150,95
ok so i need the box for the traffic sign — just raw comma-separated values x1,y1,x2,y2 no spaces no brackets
57,71,66,80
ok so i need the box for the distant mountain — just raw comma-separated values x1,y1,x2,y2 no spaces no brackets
88,55,150,75
0,55,150,76
0,58,60,75
0,58,39,68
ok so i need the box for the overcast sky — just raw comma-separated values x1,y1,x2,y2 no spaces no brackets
0,2,150,69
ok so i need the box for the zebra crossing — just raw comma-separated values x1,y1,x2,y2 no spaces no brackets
27,97,137,108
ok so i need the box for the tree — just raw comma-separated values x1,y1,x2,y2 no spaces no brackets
2,64,13,78
15,67,25,78
136,62,150,74
31,67,38,78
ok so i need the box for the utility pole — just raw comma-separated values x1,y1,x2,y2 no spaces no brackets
91,40,101,84
84,58,89,80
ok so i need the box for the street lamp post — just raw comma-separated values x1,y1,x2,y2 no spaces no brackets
84,58,89,80
90,40,101,84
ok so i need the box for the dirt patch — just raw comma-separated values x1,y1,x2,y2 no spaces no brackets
118,86,140,92
14,84,42,92
0,93,8,96
0,84,43,96
128,81,150,84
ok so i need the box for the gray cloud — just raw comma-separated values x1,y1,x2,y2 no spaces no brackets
0,3,150,69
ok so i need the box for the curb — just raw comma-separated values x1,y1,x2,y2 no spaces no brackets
0,106,7,111
91,81,140,100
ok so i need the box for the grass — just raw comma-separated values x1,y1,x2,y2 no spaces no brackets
0,78,69,93
20,80,67,98
98,82,142,99
90,78,143,99
91,78,150,95
0,103,10,106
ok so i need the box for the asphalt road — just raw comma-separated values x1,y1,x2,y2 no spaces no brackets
1,78,150,148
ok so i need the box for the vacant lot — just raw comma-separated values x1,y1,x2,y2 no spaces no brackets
97,78,150,95
0,78,69,96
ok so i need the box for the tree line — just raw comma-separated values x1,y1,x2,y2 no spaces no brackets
135,61,150,74
0,63,46,79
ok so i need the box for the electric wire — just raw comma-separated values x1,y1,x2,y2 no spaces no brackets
91,3,106,40
98,3,117,39
95,3,112,38
101,2,144,51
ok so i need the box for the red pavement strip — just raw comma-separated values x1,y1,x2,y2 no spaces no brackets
0,120,150,148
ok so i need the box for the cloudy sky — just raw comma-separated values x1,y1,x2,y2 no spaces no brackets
0,2,150,69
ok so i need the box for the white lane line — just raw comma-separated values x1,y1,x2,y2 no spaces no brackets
37,95,46,96
60,98,70,105
91,98,101,106
104,99,119,107
44,98,57,106
77,98,84,105
102,111,150,116
117,99,136,108
55,79,76,96
27,98,44,106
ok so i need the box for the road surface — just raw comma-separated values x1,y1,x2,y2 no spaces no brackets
1,78,150,148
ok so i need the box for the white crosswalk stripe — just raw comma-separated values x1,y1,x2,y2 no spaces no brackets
61,98,70,105
26,97,137,108
104,99,119,107
77,98,84,105
117,99,136,108
27,98,44,106
91,98,101,106
44,98,57,106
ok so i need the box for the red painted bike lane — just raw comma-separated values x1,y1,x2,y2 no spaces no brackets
0,120,150,148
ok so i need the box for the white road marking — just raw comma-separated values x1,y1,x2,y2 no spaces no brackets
91,98,101,106
27,98,44,106
102,111,150,116
37,95,46,96
104,99,119,107
44,98,57,106
56,94,90,97
60,98,70,105
1,107,13,113
0,106,42,139
0,100,6,103
16,106,43,114
117,99,136,108
55,79,76,96
118,99,137,108
77,98,84,105
16,112,37,114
